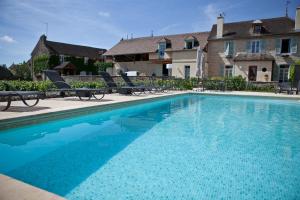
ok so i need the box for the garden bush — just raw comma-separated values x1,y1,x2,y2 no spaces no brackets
69,81,105,89
0,80,56,91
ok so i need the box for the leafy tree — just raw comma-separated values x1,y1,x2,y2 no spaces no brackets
94,61,113,72
9,62,31,80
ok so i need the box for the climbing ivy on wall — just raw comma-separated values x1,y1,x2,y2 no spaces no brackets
65,57,98,74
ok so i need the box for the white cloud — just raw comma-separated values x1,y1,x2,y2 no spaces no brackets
204,4,219,24
98,11,110,18
0,35,16,43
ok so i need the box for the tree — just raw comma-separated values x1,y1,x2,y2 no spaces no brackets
9,62,31,80
94,61,113,73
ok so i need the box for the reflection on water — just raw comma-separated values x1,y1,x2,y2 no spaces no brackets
0,95,196,195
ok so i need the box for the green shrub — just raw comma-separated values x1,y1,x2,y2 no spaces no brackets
0,80,55,91
225,76,247,90
70,81,105,89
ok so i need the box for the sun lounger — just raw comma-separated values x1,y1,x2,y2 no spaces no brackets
276,82,292,94
44,70,106,100
0,91,44,111
99,72,144,95
119,73,154,94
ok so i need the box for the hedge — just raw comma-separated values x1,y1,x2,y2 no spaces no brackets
0,76,277,92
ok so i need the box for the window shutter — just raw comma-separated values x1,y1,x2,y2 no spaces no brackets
290,38,298,54
246,41,251,53
224,41,228,52
261,40,266,53
229,41,234,55
219,64,224,76
275,38,281,54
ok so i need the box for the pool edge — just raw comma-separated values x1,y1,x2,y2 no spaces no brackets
0,93,188,131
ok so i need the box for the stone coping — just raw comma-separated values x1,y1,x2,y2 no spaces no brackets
0,174,65,200
0,92,187,131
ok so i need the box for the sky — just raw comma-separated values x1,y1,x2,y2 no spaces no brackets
0,0,299,66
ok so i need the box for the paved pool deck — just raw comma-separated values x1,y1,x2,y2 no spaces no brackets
0,90,300,200
0,90,300,122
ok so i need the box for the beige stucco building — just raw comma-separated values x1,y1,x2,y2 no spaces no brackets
207,8,300,82
104,32,209,79
105,7,300,83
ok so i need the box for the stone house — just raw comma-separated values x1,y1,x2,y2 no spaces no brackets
207,8,300,82
103,32,209,78
31,35,106,75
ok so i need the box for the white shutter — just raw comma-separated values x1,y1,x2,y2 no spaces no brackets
290,38,298,54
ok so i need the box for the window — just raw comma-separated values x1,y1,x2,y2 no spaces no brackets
224,65,233,77
278,65,289,82
224,41,234,56
84,57,89,65
281,39,290,54
59,55,65,63
158,42,166,59
184,66,190,79
185,40,194,49
254,25,262,33
251,40,260,53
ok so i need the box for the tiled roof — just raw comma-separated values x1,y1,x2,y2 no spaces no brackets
45,40,106,59
233,53,275,61
208,17,296,40
104,32,209,56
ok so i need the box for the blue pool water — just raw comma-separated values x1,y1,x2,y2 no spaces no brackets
0,94,300,199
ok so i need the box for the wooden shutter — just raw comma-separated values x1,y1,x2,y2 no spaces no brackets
219,64,224,76
275,38,281,54
246,41,251,53
261,40,266,53
290,38,298,54
229,41,234,56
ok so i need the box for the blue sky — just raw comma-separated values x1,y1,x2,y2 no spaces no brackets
0,0,299,66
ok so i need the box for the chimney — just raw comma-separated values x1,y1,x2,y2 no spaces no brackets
217,14,224,38
296,7,300,31
40,34,47,42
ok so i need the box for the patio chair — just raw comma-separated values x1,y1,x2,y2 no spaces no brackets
275,82,292,94
44,70,106,100
294,80,300,95
0,91,44,111
119,72,154,94
99,72,144,95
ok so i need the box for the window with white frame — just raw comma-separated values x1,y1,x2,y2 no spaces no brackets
251,40,261,53
185,40,194,49
59,55,65,63
224,41,234,56
84,57,89,65
224,65,233,77
278,65,289,82
158,42,166,59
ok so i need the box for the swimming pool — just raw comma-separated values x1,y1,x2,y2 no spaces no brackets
0,94,300,199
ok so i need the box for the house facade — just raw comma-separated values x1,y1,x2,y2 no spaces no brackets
207,8,300,82
31,35,106,75
104,32,209,78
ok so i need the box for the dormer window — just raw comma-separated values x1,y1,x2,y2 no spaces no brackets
254,25,262,33
185,36,198,49
185,40,194,49
252,20,263,34
157,38,171,59
158,42,166,59
59,55,65,63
